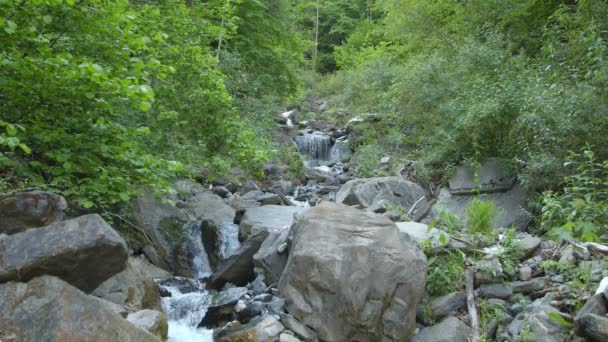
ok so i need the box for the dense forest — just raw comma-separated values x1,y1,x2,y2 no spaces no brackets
1,0,608,239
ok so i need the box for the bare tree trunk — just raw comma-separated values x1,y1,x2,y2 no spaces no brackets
216,0,228,59
313,0,319,68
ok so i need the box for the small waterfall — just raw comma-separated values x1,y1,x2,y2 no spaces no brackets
157,278,214,342
294,132,333,161
216,223,241,259
281,109,297,127
188,223,212,279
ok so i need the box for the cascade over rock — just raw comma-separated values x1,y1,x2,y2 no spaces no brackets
279,202,427,341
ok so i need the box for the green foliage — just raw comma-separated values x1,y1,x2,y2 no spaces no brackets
0,0,310,210
465,198,499,234
313,0,608,192
426,250,466,297
540,146,608,242
498,229,525,274
351,144,382,178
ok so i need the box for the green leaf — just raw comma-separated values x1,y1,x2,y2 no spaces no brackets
18,143,31,154
547,312,572,327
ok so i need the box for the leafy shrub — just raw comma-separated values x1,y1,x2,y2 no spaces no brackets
426,250,466,297
465,198,499,234
540,146,608,242
351,144,383,178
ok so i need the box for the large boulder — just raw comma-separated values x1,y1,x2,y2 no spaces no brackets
0,276,159,341
208,231,270,290
215,315,285,342
134,190,191,271
253,226,290,284
448,158,515,195
188,191,236,225
0,191,68,235
0,214,128,292
126,309,168,341
239,205,304,241
93,256,172,311
336,177,430,221
279,203,428,341
428,184,531,230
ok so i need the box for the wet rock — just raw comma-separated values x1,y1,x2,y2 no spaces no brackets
0,214,128,292
576,314,608,341
512,278,546,294
0,276,158,341
0,191,68,235
412,316,470,342
127,310,168,340
208,231,270,290
279,313,319,342
215,315,284,342
134,189,191,271
253,226,290,284
93,256,171,310
448,158,515,195
235,301,264,324
239,205,303,241
257,193,283,206
336,177,430,221
479,283,513,300
200,287,248,328
279,202,427,341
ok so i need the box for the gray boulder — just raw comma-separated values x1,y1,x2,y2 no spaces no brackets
208,231,270,290
93,256,171,310
429,184,531,230
200,287,248,327
134,190,191,271
215,315,285,341
126,309,168,340
417,292,467,324
279,313,319,342
413,316,470,342
336,177,430,221
239,205,303,241
448,158,515,194
279,203,427,341
188,191,236,225
0,214,128,292
0,276,159,341
0,191,68,235
253,226,290,284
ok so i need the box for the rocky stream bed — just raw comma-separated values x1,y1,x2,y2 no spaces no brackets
1,107,608,342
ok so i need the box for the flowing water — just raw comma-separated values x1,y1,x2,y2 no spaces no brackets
157,221,242,341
